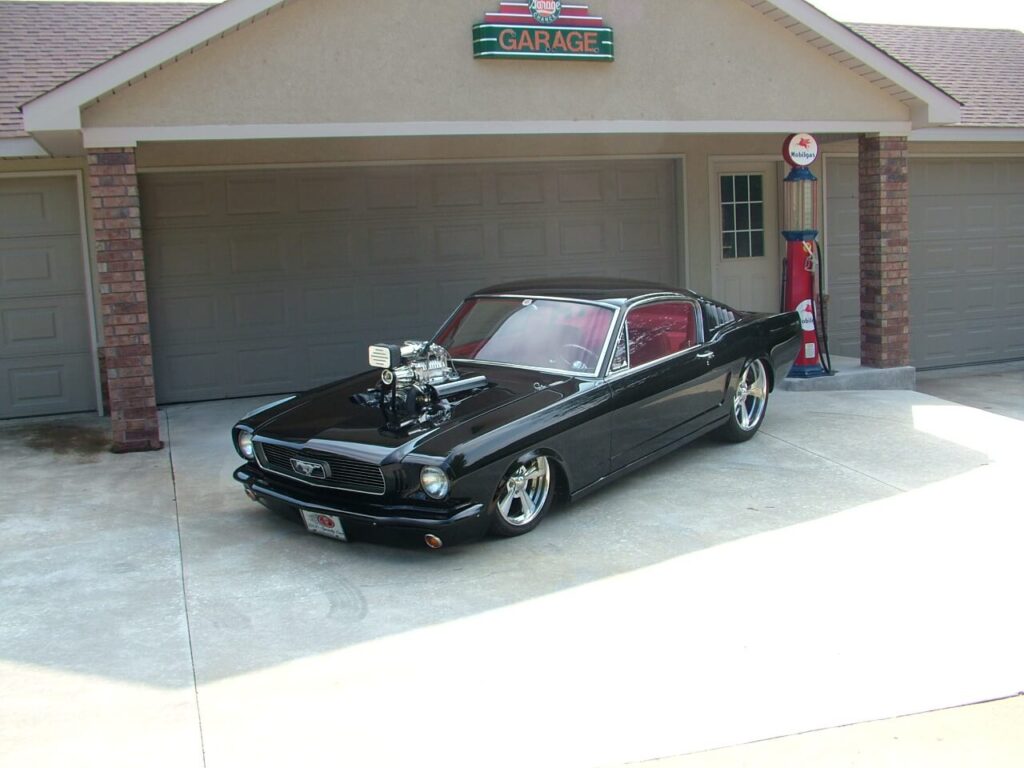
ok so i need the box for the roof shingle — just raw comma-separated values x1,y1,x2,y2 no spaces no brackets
0,1,211,137
849,23,1024,127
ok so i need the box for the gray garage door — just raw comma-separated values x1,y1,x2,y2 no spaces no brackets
826,156,1024,368
0,176,97,418
142,160,679,403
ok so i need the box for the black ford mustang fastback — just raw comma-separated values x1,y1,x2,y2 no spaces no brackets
232,278,801,547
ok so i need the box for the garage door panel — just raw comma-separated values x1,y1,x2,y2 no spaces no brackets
0,236,85,298
435,224,486,263
1008,322,1024,358
1009,203,1024,234
619,215,668,254
557,169,605,203
496,171,547,205
559,219,607,256
912,194,1018,242
617,166,663,201
146,230,220,283
430,172,485,209
149,291,219,341
236,345,297,389
0,178,80,238
144,160,679,403
912,318,1016,369
154,347,224,401
230,231,289,275
368,225,424,267
143,178,216,222
827,156,1024,368
225,176,283,216
298,227,357,271
307,341,361,388
0,293,91,357
0,176,96,418
298,174,361,213
299,285,357,327
232,288,288,333
1009,278,1024,310
497,222,549,260
1,352,95,417
912,159,1010,195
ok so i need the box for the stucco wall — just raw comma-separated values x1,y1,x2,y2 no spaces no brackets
82,0,909,129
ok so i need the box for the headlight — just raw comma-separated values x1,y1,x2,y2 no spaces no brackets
420,466,450,499
237,430,255,460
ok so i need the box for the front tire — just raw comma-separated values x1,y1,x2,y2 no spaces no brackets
718,358,770,443
489,456,554,537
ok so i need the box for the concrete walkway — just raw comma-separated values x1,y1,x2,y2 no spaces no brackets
1,387,1021,767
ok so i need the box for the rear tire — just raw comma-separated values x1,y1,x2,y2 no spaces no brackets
489,456,555,537
717,358,769,443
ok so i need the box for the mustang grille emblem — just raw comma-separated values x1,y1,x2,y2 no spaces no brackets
290,458,329,479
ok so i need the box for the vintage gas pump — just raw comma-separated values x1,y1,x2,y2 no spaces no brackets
781,133,830,378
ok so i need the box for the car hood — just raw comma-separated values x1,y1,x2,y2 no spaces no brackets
253,362,586,461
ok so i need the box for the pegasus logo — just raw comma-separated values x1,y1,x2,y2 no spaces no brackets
290,458,328,479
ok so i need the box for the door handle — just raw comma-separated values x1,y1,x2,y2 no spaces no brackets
697,351,715,362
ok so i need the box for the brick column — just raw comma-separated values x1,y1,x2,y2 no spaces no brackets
858,135,910,368
87,148,162,452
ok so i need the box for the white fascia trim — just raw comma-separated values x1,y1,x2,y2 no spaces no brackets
0,137,49,157
22,0,288,133
84,120,915,146
764,0,962,126
911,127,1024,142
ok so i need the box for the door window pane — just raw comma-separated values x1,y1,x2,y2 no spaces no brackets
626,301,699,368
720,173,766,260
720,176,734,203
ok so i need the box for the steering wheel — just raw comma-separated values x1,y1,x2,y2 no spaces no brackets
558,343,599,371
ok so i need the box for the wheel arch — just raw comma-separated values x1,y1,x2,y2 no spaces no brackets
512,446,572,503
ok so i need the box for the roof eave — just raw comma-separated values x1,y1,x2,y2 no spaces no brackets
0,136,49,158
21,0,288,135
742,0,963,129
911,126,1024,142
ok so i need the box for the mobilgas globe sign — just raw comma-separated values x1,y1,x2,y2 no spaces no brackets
783,133,819,167
473,2,614,61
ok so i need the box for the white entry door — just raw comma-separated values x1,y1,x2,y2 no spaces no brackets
712,161,780,312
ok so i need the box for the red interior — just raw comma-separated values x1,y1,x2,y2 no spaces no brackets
628,302,697,367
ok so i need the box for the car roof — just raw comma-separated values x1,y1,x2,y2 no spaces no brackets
472,277,699,305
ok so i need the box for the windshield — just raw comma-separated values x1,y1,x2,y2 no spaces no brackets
436,297,615,375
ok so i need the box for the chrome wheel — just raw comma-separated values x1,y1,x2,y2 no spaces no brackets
495,457,552,528
733,359,768,431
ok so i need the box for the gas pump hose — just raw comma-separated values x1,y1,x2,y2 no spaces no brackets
813,239,834,375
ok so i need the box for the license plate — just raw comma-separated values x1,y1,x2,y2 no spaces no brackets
300,510,348,542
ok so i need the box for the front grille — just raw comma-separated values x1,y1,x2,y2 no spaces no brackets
256,442,386,495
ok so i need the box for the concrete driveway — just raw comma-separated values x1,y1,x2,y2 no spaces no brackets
1,387,1021,767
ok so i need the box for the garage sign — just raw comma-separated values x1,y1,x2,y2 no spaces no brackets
473,2,614,61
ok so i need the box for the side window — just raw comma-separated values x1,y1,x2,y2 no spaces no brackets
626,301,699,368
